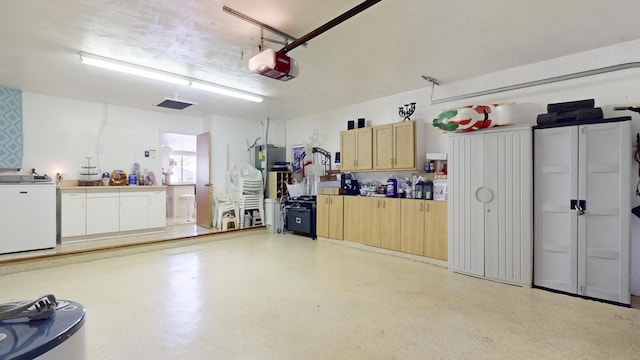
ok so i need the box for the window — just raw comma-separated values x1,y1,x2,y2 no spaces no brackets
169,151,196,184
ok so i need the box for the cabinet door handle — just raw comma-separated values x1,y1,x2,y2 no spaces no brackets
377,200,380,208
419,202,423,211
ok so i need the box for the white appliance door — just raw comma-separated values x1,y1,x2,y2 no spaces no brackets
579,122,630,304
533,126,579,293
0,184,56,254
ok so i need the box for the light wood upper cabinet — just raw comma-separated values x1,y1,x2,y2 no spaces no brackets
355,128,373,170
340,128,372,171
373,121,417,170
340,130,357,171
373,124,394,169
393,121,416,169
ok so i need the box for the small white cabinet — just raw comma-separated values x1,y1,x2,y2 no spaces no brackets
448,125,533,286
0,184,56,254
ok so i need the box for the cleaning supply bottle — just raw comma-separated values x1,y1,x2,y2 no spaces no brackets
415,178,425,199
386,175,398,198
425,179,434,200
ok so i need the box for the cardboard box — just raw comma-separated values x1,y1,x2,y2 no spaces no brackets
319,175,338,181
318,187,343,195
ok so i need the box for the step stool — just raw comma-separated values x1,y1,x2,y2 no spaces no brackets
251,210,263,226
222,214,236,230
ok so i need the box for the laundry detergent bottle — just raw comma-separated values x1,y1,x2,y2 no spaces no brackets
386,175,398,198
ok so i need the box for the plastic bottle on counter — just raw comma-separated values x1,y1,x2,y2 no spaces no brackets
386,175,398,198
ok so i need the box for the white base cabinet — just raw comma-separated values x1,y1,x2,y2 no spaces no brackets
59,187,166,240
448,125,533,286
533,120,631,305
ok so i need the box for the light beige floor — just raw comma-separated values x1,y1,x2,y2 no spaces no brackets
1,232,639,359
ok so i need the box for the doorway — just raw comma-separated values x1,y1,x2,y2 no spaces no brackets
160,132,213,228
161,133,198,225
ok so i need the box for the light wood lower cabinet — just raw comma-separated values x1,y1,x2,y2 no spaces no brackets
316,194,344,240
400,200,425,255
378,198,401,251
340,196,447,260
424,201,448,260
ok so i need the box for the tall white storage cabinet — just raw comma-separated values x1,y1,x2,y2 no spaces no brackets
533,119,631,305
448,125,533,286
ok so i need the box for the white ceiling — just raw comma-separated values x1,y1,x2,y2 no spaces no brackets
1,0,639,121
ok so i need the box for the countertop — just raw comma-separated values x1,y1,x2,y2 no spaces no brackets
59,185,166,191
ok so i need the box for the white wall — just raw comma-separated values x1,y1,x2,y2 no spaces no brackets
204,114,261,192
17,92,204,180
287,39,640,295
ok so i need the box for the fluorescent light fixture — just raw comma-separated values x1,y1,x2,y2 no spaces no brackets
79,52,263,103
190,81,263,103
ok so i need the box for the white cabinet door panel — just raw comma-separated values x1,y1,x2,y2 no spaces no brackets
120,194,149,231
61,191,86,237
448,134,484,276
148,190,167,228
484,130,532,285
580,122,630,303
534,126,578,293
86,193,120,235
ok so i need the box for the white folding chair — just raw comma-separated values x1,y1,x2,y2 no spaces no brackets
211,186,238,230
237,177,264,228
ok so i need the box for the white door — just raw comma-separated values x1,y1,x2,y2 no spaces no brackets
196,132,212,228
534,126,579,293
579,122,630,303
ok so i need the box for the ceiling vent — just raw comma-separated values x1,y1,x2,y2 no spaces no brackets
156,97,197,110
